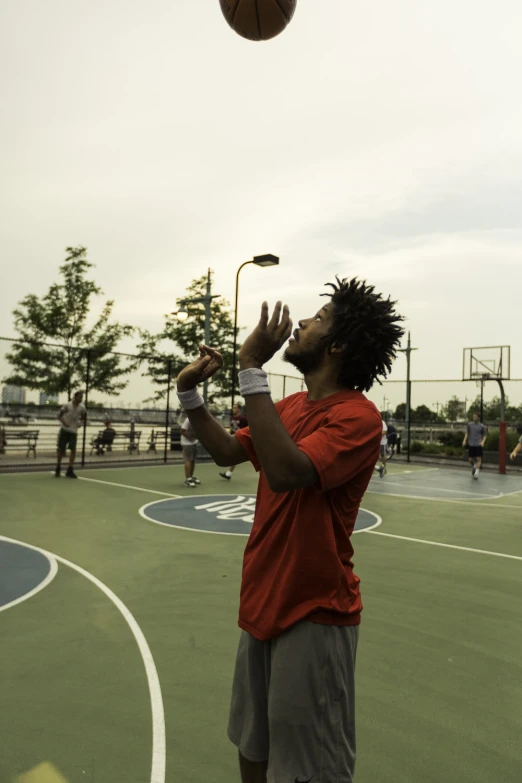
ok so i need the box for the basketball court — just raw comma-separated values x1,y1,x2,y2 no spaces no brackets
1,460,521,783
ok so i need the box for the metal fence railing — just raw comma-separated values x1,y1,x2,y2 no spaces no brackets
1,335,520,472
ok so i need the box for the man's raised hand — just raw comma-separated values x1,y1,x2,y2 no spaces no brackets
239,301,292,369
177,345,224,391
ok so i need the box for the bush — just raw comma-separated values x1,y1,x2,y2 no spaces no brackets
438,431,465,447
410,441,466,458
482,429,520,452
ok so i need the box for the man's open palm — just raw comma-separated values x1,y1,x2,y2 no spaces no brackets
177,345,223,391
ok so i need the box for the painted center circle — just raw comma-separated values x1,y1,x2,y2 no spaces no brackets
142,494,380,535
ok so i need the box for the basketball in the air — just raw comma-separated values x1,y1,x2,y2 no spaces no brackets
219,0,297,42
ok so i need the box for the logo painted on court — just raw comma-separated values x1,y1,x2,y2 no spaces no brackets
140,495,381,536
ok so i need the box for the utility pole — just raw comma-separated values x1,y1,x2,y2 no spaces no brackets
175,268,219,407
398,332,418,463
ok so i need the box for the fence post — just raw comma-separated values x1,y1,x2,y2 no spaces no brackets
164,359,173,464
81,349,92,467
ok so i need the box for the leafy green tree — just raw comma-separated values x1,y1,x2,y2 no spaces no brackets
4,247,135,400
414,404,439,422
467,394,522,421
394,403,406,420
441,396,465,422
139,271,240,403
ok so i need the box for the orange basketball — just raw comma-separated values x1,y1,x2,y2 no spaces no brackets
219,0,297,42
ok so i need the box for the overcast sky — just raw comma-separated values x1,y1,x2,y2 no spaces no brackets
1,0,521,409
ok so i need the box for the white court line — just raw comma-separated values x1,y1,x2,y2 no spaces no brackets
78,475,182,498
375,479,493,497
394,468,440,475
366,490,522,509
353,510,382,534
365,530,522,562
0,547,58,614
0,535,166,783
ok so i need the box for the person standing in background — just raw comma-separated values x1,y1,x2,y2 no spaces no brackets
510,425,522,462
462,411,487,479
55,391,86,478
220,402,248,481
181,415,200,487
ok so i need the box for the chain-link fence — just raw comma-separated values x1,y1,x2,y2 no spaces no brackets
1,336,520,472
0,337,224,471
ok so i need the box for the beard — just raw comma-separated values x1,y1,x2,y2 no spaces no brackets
282,342,326,376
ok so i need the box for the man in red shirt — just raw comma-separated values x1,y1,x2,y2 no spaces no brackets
176,277,404,783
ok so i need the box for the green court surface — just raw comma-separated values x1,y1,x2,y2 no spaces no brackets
1,463,521,783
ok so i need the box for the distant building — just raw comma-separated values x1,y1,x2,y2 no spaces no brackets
39,392,58,406
2,385,26,404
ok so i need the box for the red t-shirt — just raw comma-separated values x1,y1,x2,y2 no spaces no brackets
235,390,381,641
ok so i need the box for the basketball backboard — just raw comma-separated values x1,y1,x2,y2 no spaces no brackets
462,346,510,381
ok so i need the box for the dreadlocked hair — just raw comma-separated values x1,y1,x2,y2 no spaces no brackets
321,276,405,392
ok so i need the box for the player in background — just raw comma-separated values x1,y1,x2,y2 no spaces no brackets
55,391,86,478
181,416,200,487
510,425,522,462
373,416,387,478
462,411,487,479
220,402,248,480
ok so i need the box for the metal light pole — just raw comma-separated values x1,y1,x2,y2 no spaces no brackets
398,332,418,463
496,378,507,475
231,254,279,411
173,268,219,407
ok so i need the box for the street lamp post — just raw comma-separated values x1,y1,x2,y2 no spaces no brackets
231,254,279,411
172,268,219,407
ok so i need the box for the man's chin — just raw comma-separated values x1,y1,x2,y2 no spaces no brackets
282,347,300,369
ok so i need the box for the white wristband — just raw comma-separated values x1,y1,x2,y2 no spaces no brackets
177,388,204,410
239,368,271,396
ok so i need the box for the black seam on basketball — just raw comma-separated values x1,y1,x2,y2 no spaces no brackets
273,0,290,22
255,0,261,39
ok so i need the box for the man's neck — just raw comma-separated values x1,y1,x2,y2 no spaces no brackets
304,370,347,401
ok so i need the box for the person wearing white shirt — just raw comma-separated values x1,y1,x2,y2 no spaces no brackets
374,418,387,478
180,416,201,487
55,391,86,478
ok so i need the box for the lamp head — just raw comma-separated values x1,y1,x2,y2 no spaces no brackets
253,254,279,267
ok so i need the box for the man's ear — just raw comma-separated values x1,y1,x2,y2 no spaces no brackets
330,341,345,355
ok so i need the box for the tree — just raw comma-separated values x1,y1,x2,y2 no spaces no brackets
467,394,522,421
414,404,438,422
394,403,406,420
139,271,240,403
4,247,135,400
442,395,464,422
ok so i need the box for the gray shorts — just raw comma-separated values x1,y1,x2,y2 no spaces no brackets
228,619,359,783
182,444,197,461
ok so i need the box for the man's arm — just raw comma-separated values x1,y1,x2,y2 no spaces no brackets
176,348,249,466
183,405,249,467
462,426,468,447
481,425,487,448
510,442,522,461
238,301,318,493
241,392,318,492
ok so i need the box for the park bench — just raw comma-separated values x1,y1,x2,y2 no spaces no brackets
147,427,181,453
90,430,142,455
0,428,39,457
